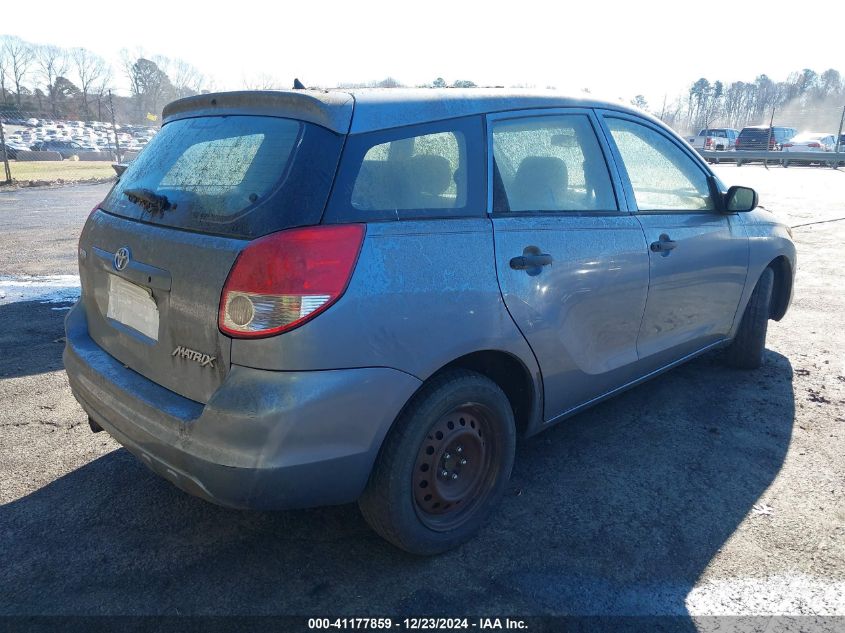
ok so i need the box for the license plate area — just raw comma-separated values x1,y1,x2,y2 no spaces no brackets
106,274,160,341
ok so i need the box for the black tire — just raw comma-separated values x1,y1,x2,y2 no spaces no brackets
359,369,516,555
724,268,774,369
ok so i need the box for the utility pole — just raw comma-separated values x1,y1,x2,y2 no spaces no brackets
765,107,775,170
835,105,845,156
109,90,121,163
0,116,12,184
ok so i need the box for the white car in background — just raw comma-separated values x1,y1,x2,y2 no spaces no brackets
783,132,836,153
782,132,839,166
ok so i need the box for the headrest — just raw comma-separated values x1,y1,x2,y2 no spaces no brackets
405,154,452,195
511,156,568,211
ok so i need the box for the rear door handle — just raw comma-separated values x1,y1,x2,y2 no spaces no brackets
650,234,677,254
510,254,553,270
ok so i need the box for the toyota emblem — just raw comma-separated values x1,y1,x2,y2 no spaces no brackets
113,247,131,271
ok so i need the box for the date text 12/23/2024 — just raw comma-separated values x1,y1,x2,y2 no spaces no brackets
307,618,528,630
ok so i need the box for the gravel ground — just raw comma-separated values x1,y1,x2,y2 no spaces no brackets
0,168,843,622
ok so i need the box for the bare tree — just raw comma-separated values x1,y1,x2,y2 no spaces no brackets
375,77,403,88
121,48,144,119
93,65,113,121
170,58,205,98
0,40,9,104
3,36,35,107
124,54,172,121
818,69,842,98
71,47,108,119
35,44,69,117
242,72,284,90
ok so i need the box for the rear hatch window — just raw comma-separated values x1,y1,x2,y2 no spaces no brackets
739,129,770,141
101,115,343,239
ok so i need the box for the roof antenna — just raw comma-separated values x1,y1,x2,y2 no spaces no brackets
293,78,306,90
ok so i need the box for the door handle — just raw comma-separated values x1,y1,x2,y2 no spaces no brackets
510,253,553,270
650,234,677,254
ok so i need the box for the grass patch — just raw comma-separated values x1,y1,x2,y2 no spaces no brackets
9,161,116,183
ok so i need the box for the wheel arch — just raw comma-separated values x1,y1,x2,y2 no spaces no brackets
768,255,793,321
383,349,543,443
432,350,543,437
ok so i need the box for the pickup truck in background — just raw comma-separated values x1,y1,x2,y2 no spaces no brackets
686,128,740,150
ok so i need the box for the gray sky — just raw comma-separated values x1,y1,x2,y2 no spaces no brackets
7,0,844,108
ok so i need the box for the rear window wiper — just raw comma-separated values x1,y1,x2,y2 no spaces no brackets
123,188,172,214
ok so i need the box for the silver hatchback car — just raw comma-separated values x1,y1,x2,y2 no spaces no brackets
65,89,795,554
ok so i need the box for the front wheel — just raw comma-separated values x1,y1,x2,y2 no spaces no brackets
359,370,516,555
724,268,774,369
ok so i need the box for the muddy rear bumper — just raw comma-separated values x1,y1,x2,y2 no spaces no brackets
63,301,421,510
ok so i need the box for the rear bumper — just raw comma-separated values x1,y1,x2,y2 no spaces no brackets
63,301,421,510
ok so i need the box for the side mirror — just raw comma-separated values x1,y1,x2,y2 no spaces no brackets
724,185,757,212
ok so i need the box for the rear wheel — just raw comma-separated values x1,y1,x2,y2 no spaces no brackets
359,370,516,555
724,268,774,369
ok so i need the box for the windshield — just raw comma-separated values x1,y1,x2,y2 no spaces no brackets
101,115,343,238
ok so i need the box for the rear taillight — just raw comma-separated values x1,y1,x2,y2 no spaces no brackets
808,142,820,148
783,143,793,148
705,137,712,147
219,224,366,338
735,138,740,147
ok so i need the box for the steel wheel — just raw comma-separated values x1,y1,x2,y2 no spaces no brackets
359,369,516,555
412,403,500,531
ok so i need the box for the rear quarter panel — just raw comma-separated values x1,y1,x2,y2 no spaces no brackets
230,217,541,388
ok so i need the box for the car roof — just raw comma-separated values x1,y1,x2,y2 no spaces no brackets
740,125,794,131
162,88,645,134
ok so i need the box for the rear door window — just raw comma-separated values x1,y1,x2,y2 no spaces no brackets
491,114,618,213
102,115,343,239
325,116,485,222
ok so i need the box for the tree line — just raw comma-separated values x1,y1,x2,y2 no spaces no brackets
3,33,842,133
0,35,209,123
644,68,845,133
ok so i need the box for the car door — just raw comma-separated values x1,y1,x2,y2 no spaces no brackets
488,109,650,421
599,113,749,362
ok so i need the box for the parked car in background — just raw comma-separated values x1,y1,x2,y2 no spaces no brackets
783,132,836,153
781,132,840,166
735,126,797,151
735,126,797,166
0,141,29,160
2,117,28,126
64,89,796,555
29,140,85,159
687,128,739,150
